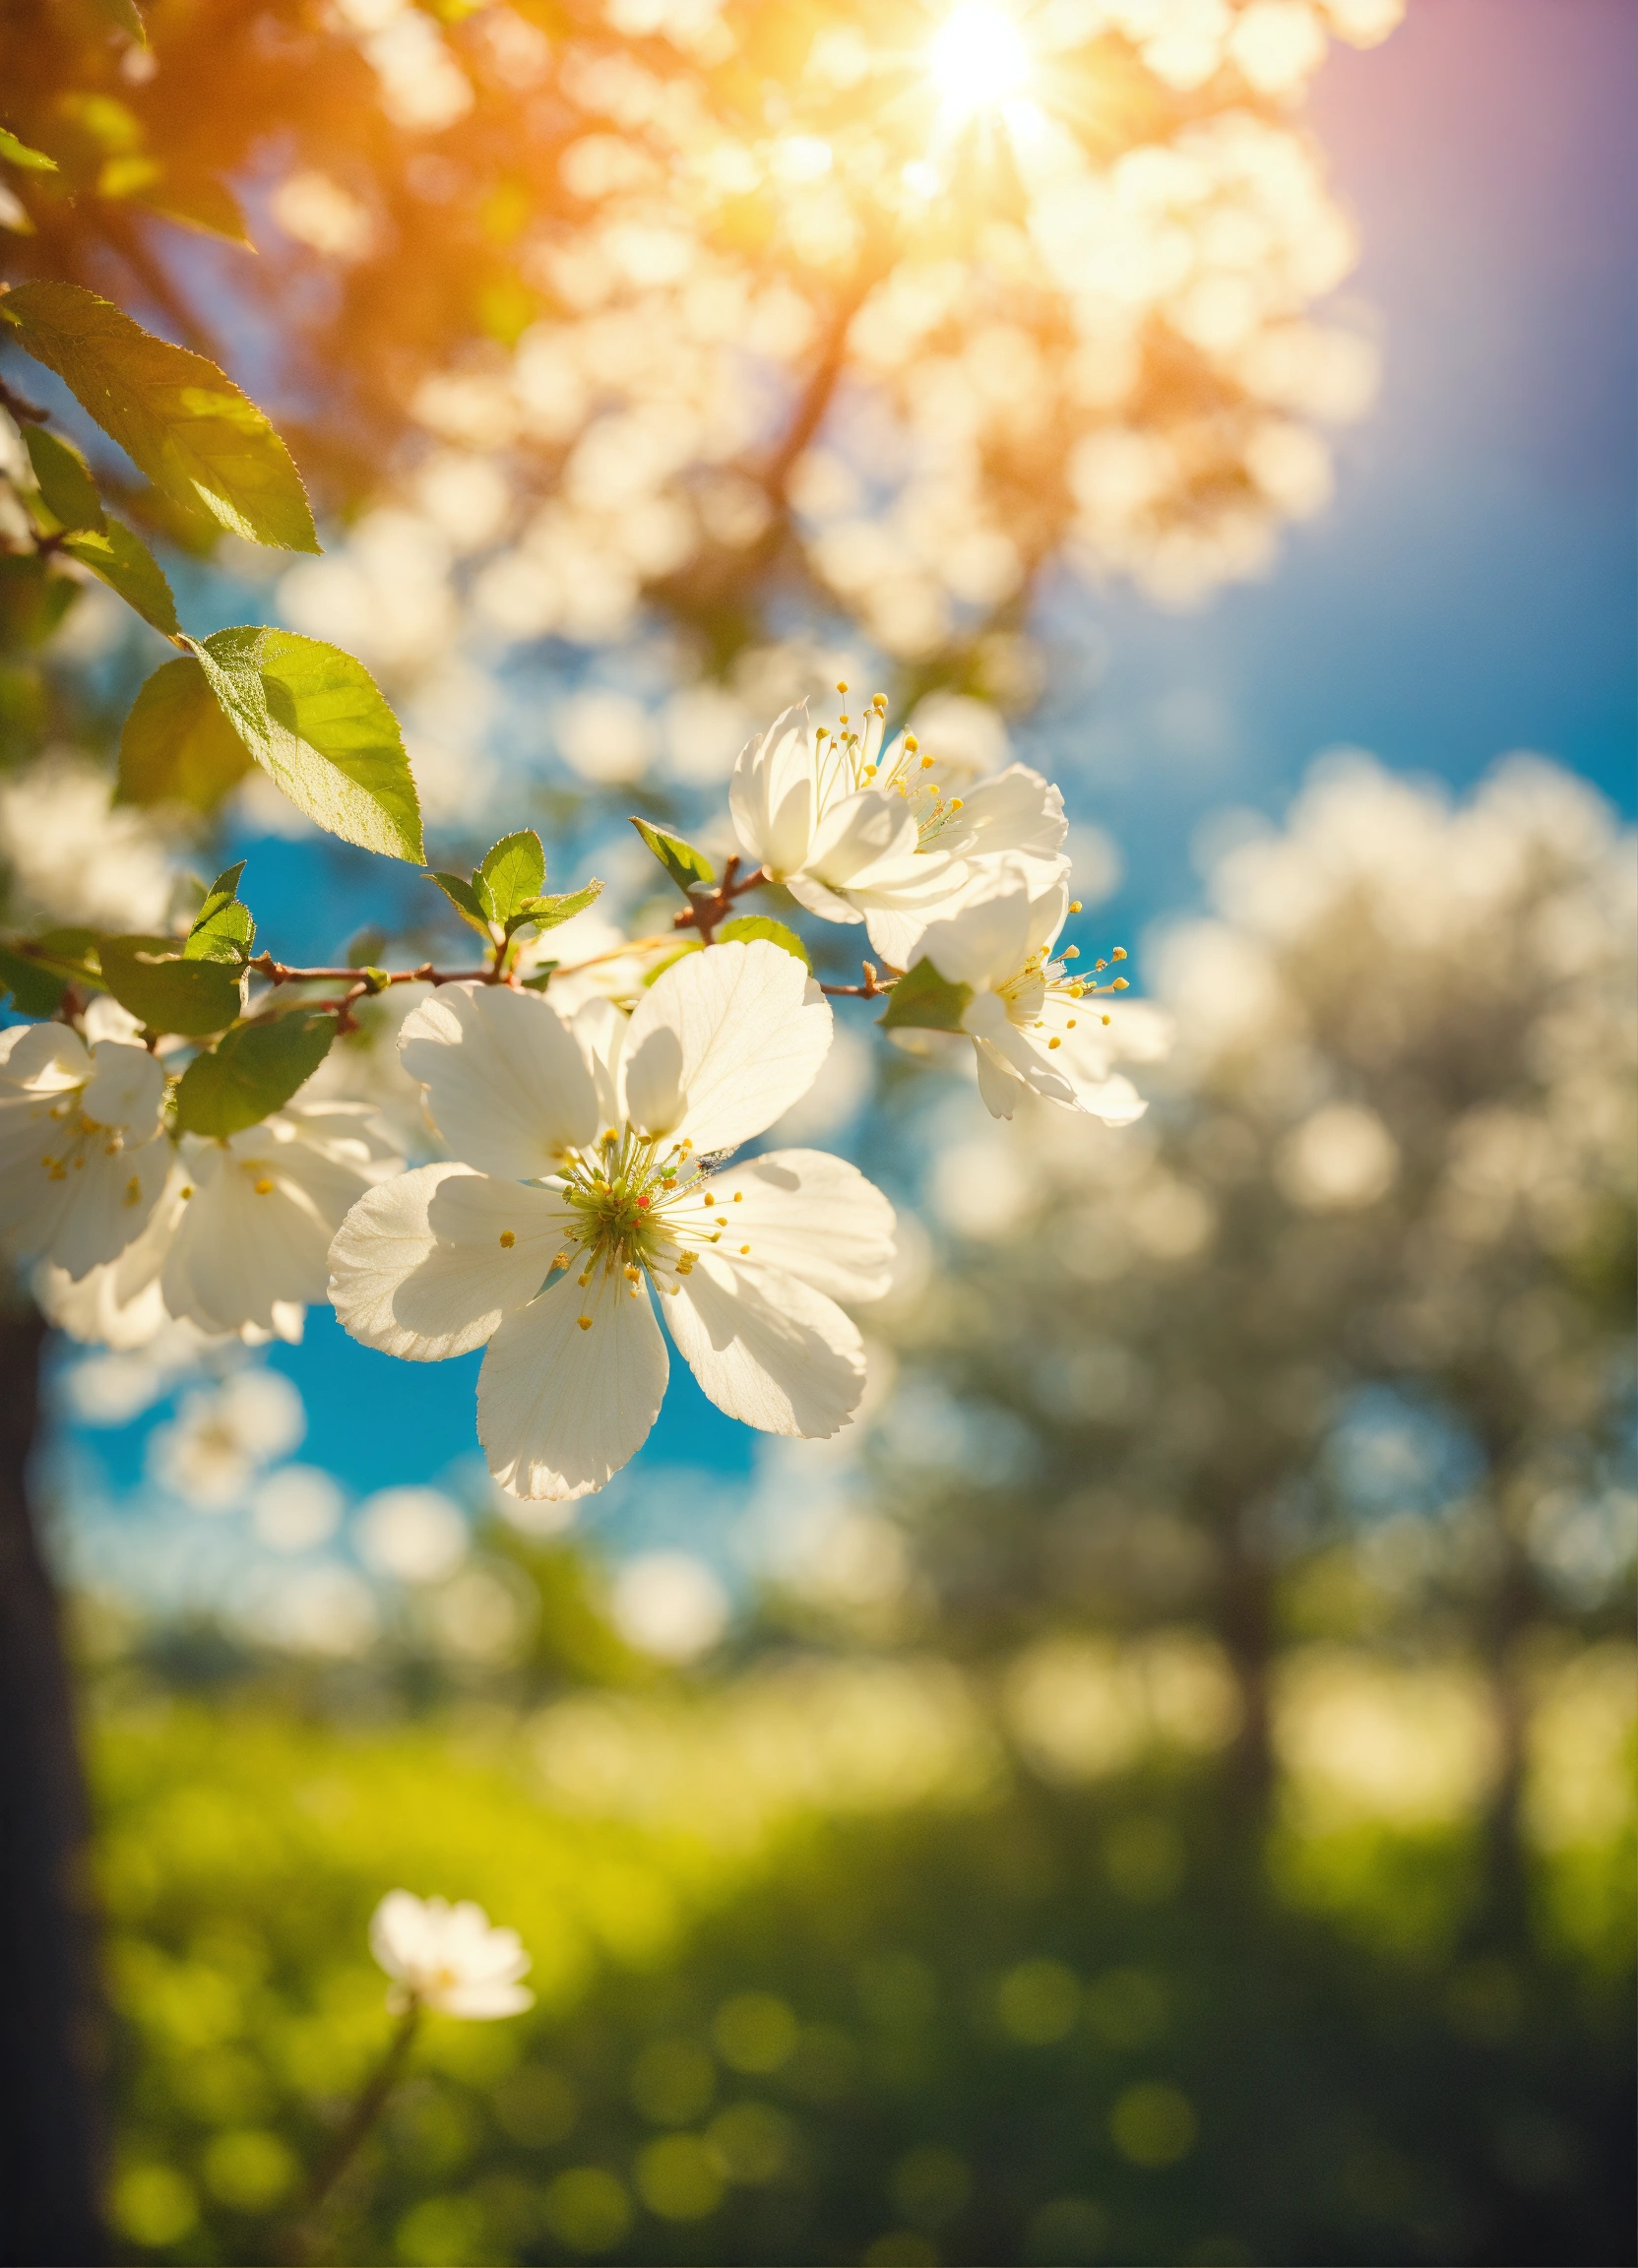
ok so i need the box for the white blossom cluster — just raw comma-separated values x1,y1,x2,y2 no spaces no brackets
4,693,1164,1507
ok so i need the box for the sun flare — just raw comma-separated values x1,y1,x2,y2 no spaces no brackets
928,1,1032,123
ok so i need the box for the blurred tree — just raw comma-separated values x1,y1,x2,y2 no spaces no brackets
4,0,1400,801
870,753,1636,1894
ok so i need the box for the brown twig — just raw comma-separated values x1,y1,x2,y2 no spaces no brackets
669,855,768,946
819,958,896,1000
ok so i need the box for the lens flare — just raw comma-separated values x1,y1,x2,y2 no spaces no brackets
928,2,1032,122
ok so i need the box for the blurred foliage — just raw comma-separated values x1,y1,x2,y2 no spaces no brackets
92,1659,1633,2268
5,0,1396,804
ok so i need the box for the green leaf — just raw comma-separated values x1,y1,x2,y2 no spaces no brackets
1,282,316,551
0,942,68,1016
135,174,251,247
631,816,714,898
878,955,974,1035
187,628,424,862
519,962,558,992
642,940,703,985
172,1010,335,1138
512,881,603,933
61,519,178,637
117,654,252,811
0,127,58,172
715,914,811,969
94,0,147,39
23,425,104,532
475,830,545,925
428,870,493,936
184,862,255,964
99,933,242,1036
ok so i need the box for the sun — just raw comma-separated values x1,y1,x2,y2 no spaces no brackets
927,1,1033,124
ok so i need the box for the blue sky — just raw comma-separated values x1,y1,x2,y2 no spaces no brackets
47,0,1637,1591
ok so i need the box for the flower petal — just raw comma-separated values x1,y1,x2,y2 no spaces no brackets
399,984,598,1179
708,1149,896,1303
330,1164,574,1360
163,1127,370,1333
957,763,1067,865
477,1265,668,1500
571,994,627,1129
82,1041,166,1145
805,788,918,887
663,1250,865,1438
45,1131,171,1280
729,703,815,877
619,938,831,1157
920,883,1033,991
973,1034,1027,1119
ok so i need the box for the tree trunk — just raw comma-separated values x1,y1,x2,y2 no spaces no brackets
0,1300,107,2265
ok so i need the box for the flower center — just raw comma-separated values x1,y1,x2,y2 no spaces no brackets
552,1127,752,1318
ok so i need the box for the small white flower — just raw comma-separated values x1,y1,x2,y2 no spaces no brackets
0,1023,170,1279
727,698,1067,967
369,1890,534,2019
914,865,1166,1122
161,1102,403,1338
148,1367,307,1512
329,941,896,1502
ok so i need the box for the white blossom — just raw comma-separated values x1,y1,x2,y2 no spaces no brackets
0,1024,170,1279
914,864,1166,1122
148,1367,306,1512
727,697,1067,968
161,1102,403,1339
369,1890,534,2019
329,942,896,1501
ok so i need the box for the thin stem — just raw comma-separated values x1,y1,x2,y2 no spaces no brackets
670,858,768,946
280,2003,420,2262
820,959,896,999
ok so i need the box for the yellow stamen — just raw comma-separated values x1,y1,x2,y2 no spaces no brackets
578,1315,593,1331
1068,900,1083,914
180,1185,193,1200
254,1177,275,1195
123,1175,142,1206
1111,947,1127,961
499,1229,516,1248
732,1191,743,1201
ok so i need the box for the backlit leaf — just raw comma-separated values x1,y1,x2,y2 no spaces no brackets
878,955,974,1035
23,424,104,532
188,627,424,862
513,881,603,933
61,519,178,637
475,830,545,924
1,281,317,550
428,870,494,935
715,914,811,968
117,654,252,811
631,815,714,897
0,128,58,172
172,1011,336,1138
99,933,242,1036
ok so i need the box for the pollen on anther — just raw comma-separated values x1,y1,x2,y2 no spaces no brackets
732,1191,743,1201
739,1244,750,1254
1067,1019,1077,1029
1068,900,1083,914
254,1177,275,1195
578,1316,593,1331
123,1175,142,1206
1102,1013,1112,1026
1047,1037,1062,1049
180,1184,193,1200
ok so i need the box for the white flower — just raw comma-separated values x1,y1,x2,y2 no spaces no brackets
914,865,1165,1122
329,942,896,1501
148,1366,307,1512
727,697,1067,968
161,1102,403,1338
369,1890,534,2019
0,1023,170,1278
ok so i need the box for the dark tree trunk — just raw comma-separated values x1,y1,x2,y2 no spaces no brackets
0,1301,107,2265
